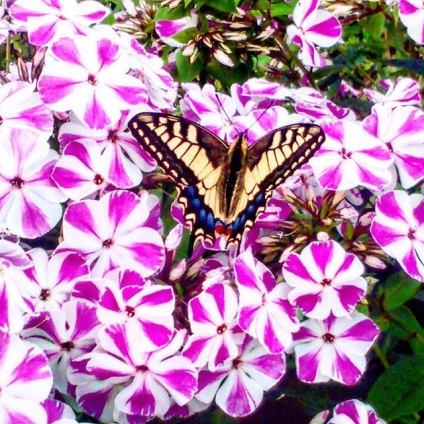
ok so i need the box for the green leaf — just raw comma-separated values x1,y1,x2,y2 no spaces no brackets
171,27,200,43
382,272,420,310
382,59,424,75
175,50,204,82
362,13,386,41
205,0,238,13
154,6,188,22
387,306,423,340
367,355,424,421
271,0,296,17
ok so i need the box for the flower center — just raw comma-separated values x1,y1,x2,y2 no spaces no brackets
137,365,149,373
322,333,335,343
216,324,227,334
102,238,114,248
408,228,416,240
61,341,74,351
125,305,135,318
88,74,97,85
321,278,332,286
10,177,24,189
93,174,104,185
340,148,351,159
39,289,51,301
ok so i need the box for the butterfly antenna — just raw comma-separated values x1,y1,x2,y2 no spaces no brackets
215,93,240,137
244,100,274,140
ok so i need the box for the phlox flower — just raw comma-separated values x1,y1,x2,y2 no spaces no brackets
371,190,424,282
0,331,53,424
234,250,299,353
0,129,67,238
10,0,110,46
38,34,148,129
195,336,286,418
81,326,197,419
0,81,53,137
182,283,245,371
58,112,156,189
398,0,424,45
120,33,178,111
156,15,198,48
283,240,367,319
24,248,90,311
97,268,175,352
292,312,379,385
363,78,421,108
287,0,342,67
0,7,10,44
43,398,78,423
328,399,387,424
57,190,165,278
362,105,424,189
52,140,112,200
0,243,35,333
308,120,393,191
22,300,100,394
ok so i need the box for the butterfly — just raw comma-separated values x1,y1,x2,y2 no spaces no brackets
128,113,325,251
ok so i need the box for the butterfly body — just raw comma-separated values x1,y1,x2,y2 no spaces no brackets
129,113,325,251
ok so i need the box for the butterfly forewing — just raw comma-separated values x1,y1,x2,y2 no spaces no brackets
129,113,325,251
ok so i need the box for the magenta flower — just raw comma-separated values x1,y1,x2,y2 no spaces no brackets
287,0,342,67
22,300,100,394
57,190,164,278
24,248,90,311
0,331,53,424
371,190,424,282
97,271,175,351
362,105,424,189
57,111,156,189
0,129,66,238
52,140,112,200
195,336,286,418
10,0,110,46
363,78,421,108
328,399,387,424
43,398,79,423
309,120,393,191
398,0,424,45
83,327,197,418
283,240,367,319
234,251,299,353
182,283,245,371
292,312,379,385
0,81,53,136
156,15,198,47
38,34,147,129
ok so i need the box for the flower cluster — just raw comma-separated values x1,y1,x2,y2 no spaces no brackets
0,0,423,423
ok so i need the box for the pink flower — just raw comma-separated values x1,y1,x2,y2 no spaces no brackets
57,190,165,278
362,105,424,189
0,331,53,424
234,251,299,353
292,312,379,385
81,327,197,418
10,0,110,46
24,248,90,311
287,0,342,67
309,120,393,191
22,300,100,394
182,283,245,371
364,78,421,108
328,399,387,424
57,111,156,190
97,268,175,352
283,240,367,319
0,81,53,137
0,129,67,238
398,0,424,45
38,34,147,129
195,336,286,417
371,190,424,282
